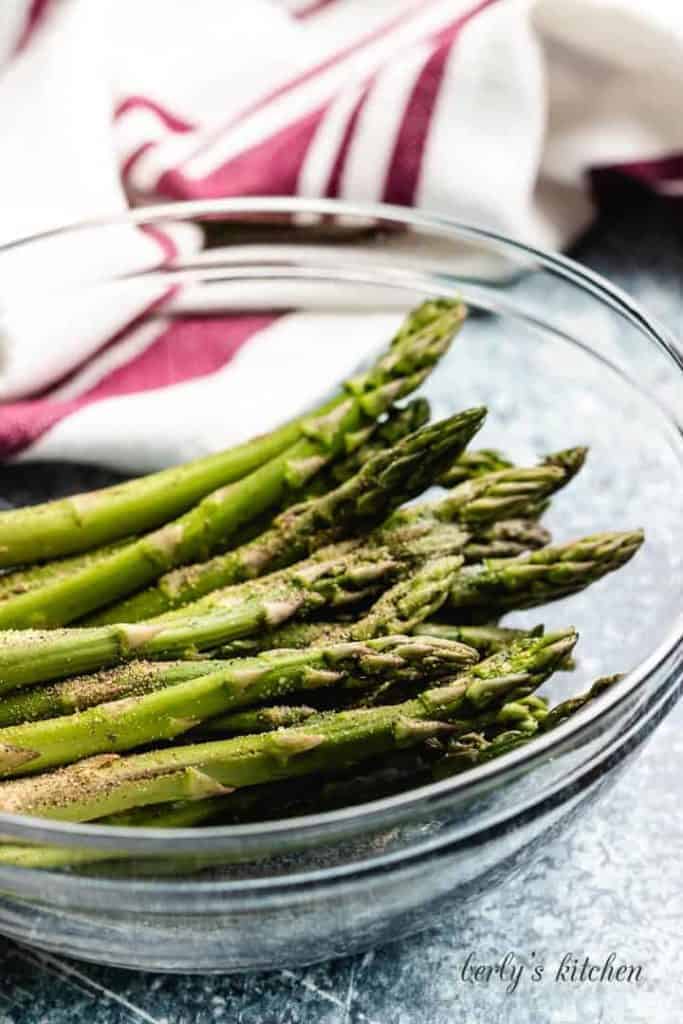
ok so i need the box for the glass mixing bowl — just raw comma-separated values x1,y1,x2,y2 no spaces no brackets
0,198,681,973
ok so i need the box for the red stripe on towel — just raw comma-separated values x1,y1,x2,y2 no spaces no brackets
383,0,496,206
0,314,278,458
156,106,325,198
14,0,52,53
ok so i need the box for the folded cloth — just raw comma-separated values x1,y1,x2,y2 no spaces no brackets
1,0,681,472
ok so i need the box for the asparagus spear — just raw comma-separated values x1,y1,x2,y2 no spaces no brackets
220,622,542,661
25,404,430,599
253,556,471,709
0,302,466,630
539,674,623,730
213,530,638,660
0,299,466,571
431,729,537,778
0,634,478,778
0,401,431,611
81,444,571,629
85,406,486,624
463,519,551,562
0,798,231,871
0,525,467,692
393,446,587,530
438,449,513,487
0,551,464,727
176,450,578,640
0,539,132,603
0,667,617,869
302,398,430,497
0,759,435,869
412,622,544,655
0,629,576,821
0,741,491,869
217,553,466,656
448,531,644,613
193,705,319,737
477,694,550,736
433,674,623,776
0,671,595,872
0,661,222,728
141,509,469,626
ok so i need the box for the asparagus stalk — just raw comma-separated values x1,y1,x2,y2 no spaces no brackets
0,539,132,603
539,674,623,730
433,673,623,776
431,729,537,778
0,629,576,821
217,554,466,656
463,519,551,562
0,672,608,871
0,798,230,870
193,705,319,737
412,622,544,655
214,534,637,662
85,406,486,624
0,436,296,570
0,551,464,725
0,634,478,778
0,525,467,692
0,759,432,869
0,668,600,873
0,667,617,869
0,741,492,869
438,449,513,487
0,301,466,630
448,531,644,613
142,510,469,626
82,444,570,629
0,299,466,571
302,399,430,497
0,661,222,728
199,454,578,652
0,402,431,611
476,694,550,736
396,446,587,530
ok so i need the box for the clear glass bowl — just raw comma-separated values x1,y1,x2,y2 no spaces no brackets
0,198,681,972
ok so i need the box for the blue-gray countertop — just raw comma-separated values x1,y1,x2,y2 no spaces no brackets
0,198,681,1023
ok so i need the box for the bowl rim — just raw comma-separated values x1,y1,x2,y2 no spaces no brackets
1,195,682,860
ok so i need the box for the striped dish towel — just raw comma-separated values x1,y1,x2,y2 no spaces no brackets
0,0,681,472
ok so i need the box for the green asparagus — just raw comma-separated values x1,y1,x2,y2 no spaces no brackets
0,299,466,571
438,448,513,487
433,673,623,776
0,629,576,820
0,302,467,630
216,553,466,656
539,674,623,730
0,661,222,727
448,531,644,613
192,705,320,737
0,401,432,613
0,667,626,871
462,519,551,561
0,552,463,726
395,446,587,530
412,622,544,655
0,634,478,778
302,398,430,497
0,539,132,603
85,407,486,624
0,525,467,692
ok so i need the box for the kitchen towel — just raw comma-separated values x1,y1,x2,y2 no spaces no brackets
1,0,681,471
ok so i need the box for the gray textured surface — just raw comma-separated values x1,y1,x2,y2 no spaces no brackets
0,200,681,1022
